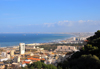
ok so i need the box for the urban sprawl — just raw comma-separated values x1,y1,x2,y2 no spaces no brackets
0,33,93,69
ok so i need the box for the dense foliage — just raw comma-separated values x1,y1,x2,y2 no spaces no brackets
71,30,100,59
58,30,100,69
22,61,57,69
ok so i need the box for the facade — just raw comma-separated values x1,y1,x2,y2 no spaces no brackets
19,43,25,54
14,56,20,63
6,54,10,59
54,46,78,52
10,50,15,56
12,63,20,69
1,52,6,58
21,60,32,67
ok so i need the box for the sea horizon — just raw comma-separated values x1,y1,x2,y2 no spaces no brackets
0,34,74,47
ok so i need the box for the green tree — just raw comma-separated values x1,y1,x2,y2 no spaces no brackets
22,66,29,69
47,64,57,69
69,54,100,69
33,61,42,69
30,66,34,69
70,30,100,59
42,63,48,69
58,30,100,69
58,66,62,69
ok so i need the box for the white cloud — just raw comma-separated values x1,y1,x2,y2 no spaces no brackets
58,21,66,26
87,20,93,22
43,20,73,27
85,20,100,25
78,20,100,25
78,20,86,24
3,20,100,32
9,20,100,30
67,22,73,26
42,20,100,28
43,23,55,27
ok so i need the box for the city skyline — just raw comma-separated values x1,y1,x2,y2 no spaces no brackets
0,0,100,33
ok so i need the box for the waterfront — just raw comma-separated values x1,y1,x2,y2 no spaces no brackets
0,32,95,69
0,32,94,47
0,34,73,47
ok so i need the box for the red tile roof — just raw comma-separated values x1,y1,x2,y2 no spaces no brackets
27,58,40,61
84,40,88,42
41,58,45,60
22,61,31,64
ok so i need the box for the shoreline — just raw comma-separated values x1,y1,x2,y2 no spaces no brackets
25,35,75,46
0,34,75,48
0,33,93,48
0,37,78,48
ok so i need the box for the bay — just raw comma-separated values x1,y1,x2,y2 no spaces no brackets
0,34,73,47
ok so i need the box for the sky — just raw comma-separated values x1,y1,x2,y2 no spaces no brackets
0,0,100,33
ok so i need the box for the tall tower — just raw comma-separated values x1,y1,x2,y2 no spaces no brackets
19,43,25,54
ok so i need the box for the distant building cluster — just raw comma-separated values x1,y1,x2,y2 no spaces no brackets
72,37,86,41
0,42,79,69
57,36,90,45
54,46,79,52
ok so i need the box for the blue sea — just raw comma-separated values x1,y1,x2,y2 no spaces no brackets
0,34,73,47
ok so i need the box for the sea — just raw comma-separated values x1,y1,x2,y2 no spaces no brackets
0,34,74,47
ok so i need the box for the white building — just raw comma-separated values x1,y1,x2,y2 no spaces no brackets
6,54,10,59
19,43,25,54
21,60,32,67
0,58,9,62
1,52,6,58
21,63,26,67
14,56,20,63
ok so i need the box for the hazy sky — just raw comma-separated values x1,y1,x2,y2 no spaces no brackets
0,0,100,33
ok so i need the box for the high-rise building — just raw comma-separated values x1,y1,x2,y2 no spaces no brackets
19,43,25,54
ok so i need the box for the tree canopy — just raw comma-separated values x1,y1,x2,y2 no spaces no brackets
22,61,57,69
58,30,100,69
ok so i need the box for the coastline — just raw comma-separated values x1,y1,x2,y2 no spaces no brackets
0,33,93,48
0,34,74,48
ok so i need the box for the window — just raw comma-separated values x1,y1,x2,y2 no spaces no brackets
22,45,25,50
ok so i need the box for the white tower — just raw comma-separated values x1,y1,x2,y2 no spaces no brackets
19,43,25,54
